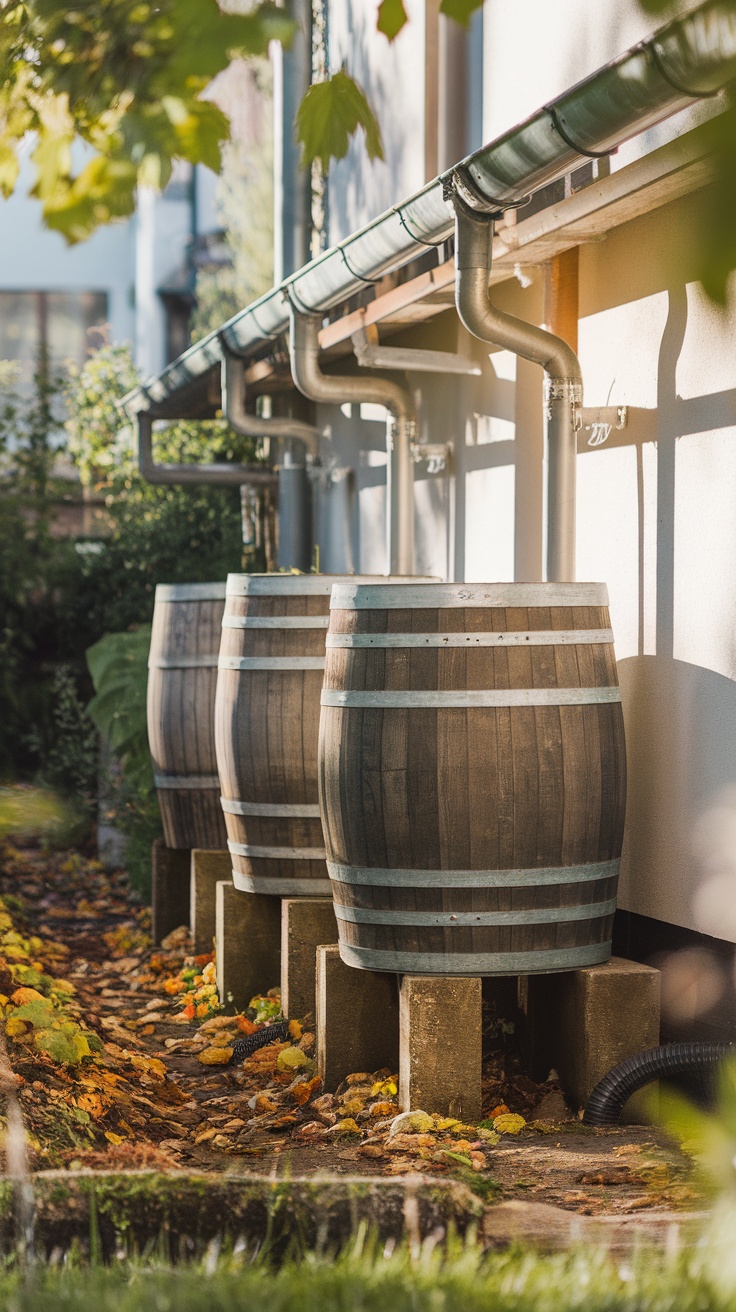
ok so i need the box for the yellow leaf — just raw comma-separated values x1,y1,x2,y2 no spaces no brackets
287,1019,303,1041
104,1132,126,1145
493,1113,526,1135
198,1046,233,1066
276,1046,310,1072
5,1017,27,1038
129,1054,167,1079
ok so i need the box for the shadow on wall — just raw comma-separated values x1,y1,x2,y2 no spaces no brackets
618,654,736,943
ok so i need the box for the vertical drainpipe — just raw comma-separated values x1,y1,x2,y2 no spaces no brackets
272,0,313,567
289,309,416,576
221,352,322,571
451,194,582,583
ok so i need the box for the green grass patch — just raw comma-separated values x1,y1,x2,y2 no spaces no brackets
0,1238,731,1311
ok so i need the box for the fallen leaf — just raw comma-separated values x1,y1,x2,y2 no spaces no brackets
493,1113,526,1135
276,1046,310,1072
198,1046,233,1066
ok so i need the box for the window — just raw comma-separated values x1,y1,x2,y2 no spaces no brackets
0,290,109,381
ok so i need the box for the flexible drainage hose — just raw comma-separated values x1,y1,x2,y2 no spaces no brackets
229,1021,291,1065
583,1042,733,1126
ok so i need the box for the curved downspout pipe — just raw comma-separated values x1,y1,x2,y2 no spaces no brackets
221,351,323,453
451,193,583,583
137,410,276,487
289,307,416,576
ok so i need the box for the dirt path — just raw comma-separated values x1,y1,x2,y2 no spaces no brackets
0,842,700,1218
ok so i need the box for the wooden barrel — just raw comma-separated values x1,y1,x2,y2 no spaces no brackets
215,574,422,897
147,583,228,851
319,581,627,975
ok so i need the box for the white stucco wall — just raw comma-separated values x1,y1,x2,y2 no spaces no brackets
327,0,427,242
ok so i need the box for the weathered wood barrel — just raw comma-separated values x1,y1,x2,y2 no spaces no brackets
147,583,228,851
319,581,627,975
215,574,419,897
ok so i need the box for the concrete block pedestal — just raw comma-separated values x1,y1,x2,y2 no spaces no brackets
151,838,190,945
399,976,483,1121
190,850,230,955
215,882,281,1012
281,899,337,1023
519,956,661,1118
316,945,399,1090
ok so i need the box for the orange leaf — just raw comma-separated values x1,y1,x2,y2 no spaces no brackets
236,1016,258,1036
10,987,45,1006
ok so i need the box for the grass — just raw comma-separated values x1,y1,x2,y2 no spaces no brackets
0,1232,734,1312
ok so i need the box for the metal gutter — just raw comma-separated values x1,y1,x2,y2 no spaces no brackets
122,0,736,422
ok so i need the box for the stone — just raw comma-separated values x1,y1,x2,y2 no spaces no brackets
151,837,190,945
532,1089,572,1123
399,975,482,1121
190,850,231,955
214,882,281,1012
281,899,338,1023
316,945,399,1090
518,956,661,1120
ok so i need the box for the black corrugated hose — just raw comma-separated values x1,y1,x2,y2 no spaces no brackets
583,1042,733,1126
229,1021,291,1065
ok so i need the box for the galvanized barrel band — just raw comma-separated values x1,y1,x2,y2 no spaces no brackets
228,840,327,860
338,942,612,975
327,859,619,888
148,655,219,669
154,773,220,790
219,656,326,671
321,687,622,709
232,870,333,897
330,582,609,610
326,629,614,649
226,574,416,598
223,614,330,629
333,899,617,927
221,798,321,819
155,583,226,602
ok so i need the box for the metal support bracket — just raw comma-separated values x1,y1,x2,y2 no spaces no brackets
352,326,481,376
579,405,628,448
410,442,453,475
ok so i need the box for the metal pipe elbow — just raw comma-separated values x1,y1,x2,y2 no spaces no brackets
221,352,323,451
137,411,276,487
289,308,415,424
453,198,582,386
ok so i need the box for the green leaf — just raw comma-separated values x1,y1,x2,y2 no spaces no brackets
295,69,384,171
12,1000,57,1029
377,0,409,41
34,1023,90,1066
439,0,484,24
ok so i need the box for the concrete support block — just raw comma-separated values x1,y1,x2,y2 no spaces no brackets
316,945,399,1091
399,976,482,1121
190,850,231,955
519,956,661,1117
215,882,281,1012
151,837,190,945
281,899,337,1023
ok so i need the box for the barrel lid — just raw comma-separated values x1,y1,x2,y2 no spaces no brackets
155,582,226,601
225,573,430,597
330,581,610,609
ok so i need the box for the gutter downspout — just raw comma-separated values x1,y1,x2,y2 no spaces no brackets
137,410,276,488
451,193,582,583
289,308,416,575
221,352,324,571
221,351,323,452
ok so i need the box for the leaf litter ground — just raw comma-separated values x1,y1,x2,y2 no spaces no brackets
0,841,700,1219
